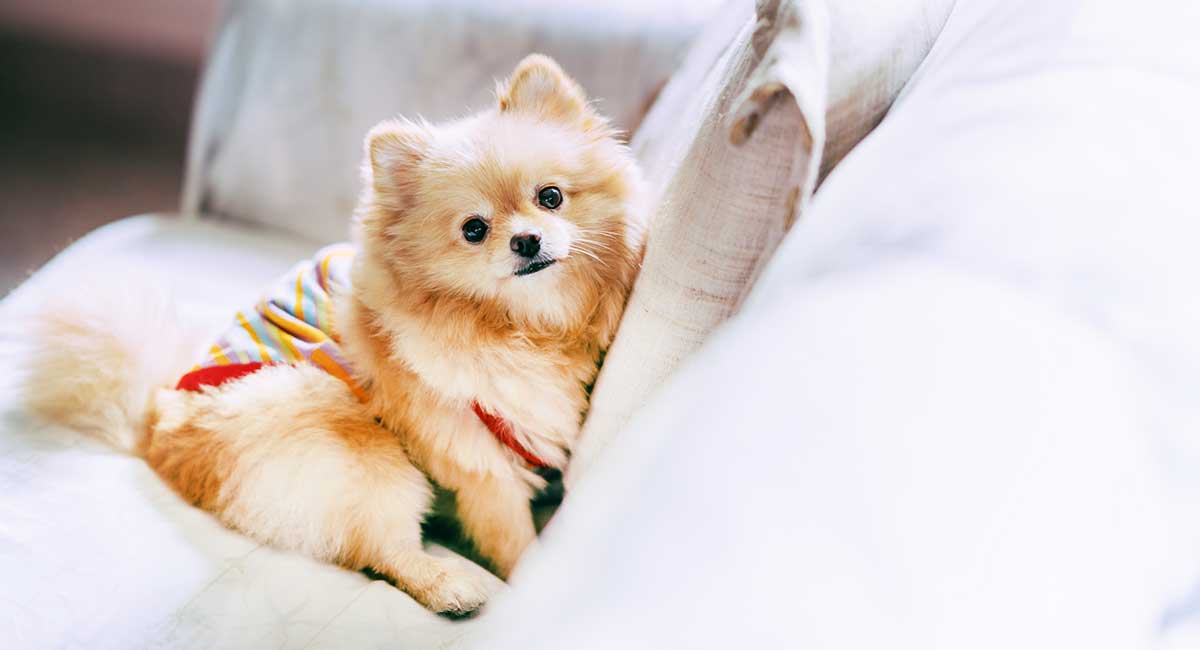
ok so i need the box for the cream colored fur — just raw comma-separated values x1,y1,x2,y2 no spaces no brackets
20,280,200,452
18,54,646,615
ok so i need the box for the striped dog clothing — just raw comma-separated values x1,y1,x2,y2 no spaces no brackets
175,244,366,401
174,244,548,467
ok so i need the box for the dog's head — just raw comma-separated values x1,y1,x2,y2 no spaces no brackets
356,55,645,328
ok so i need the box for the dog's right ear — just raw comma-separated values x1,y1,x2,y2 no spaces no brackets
364,119,428,202
498,54,607,132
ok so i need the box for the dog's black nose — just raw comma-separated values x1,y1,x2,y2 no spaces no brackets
510,231,542,258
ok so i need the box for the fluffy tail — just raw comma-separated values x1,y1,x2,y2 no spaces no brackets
13,280,200,453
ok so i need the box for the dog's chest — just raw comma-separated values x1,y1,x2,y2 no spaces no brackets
392,323,585,445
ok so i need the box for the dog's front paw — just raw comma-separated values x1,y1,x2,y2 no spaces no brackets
417,557,496,616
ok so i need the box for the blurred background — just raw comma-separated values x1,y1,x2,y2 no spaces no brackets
0,0,220,294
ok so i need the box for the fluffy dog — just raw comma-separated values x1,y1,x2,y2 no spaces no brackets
19,54,646,614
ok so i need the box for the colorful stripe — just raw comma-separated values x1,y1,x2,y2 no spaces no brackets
311,347,368,402
210,343,232,366
294,272,306,323
261,302,328,343
237,311,273,363
261,314,301,362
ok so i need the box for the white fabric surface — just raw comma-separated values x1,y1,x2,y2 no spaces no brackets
184,0,720,243
0,215,500,649
462,0,1200,647
570,0,956,488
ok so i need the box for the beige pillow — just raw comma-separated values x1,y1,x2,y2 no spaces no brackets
568,0,828,486
568,0,956,487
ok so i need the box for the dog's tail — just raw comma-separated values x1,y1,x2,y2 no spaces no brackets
12,279,200,454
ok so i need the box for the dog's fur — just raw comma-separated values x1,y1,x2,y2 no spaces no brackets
18,55,646,615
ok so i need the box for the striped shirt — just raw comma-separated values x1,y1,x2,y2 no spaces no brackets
176,244,367,401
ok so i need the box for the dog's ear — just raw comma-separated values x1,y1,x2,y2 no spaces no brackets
498,54,600,129
364,119,428,203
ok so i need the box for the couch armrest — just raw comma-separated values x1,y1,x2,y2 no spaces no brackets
182,0,720,243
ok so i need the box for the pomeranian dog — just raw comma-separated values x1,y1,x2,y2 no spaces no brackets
18,54,646,615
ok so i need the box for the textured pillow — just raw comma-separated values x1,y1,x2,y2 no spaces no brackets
183,0,722,243
567,0,825,486
568,0,955,487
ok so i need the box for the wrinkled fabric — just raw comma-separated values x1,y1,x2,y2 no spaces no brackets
571,0,955,488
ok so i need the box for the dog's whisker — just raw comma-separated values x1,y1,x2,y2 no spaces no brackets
570,246,603,263
568,241,614,259
571,242,613,260
572,235,617,249
574,229,621,242
571,237,609,247
569,243,613,271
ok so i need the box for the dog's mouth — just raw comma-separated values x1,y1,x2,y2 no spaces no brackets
514,257,557,277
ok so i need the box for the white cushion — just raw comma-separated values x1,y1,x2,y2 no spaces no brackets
185,0,721,243
461,0,1200,646
0,215,495,649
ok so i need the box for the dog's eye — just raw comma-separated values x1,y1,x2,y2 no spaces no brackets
537,186,563,210
462,217,489,244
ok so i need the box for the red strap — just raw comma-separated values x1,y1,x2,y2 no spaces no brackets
176,362,267,392
472,401,549,468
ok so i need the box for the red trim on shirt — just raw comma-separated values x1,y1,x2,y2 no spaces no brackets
176,362,267,392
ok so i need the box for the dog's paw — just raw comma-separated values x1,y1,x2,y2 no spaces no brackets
420,557,495,616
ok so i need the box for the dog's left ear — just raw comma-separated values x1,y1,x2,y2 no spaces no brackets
498,54,600,129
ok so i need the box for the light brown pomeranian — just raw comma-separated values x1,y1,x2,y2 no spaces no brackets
19,55,646,614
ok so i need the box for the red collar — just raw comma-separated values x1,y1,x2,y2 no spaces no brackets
471,402,549,468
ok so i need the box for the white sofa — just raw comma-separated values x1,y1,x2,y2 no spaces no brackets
4,0,1200,648
1,2,721,647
